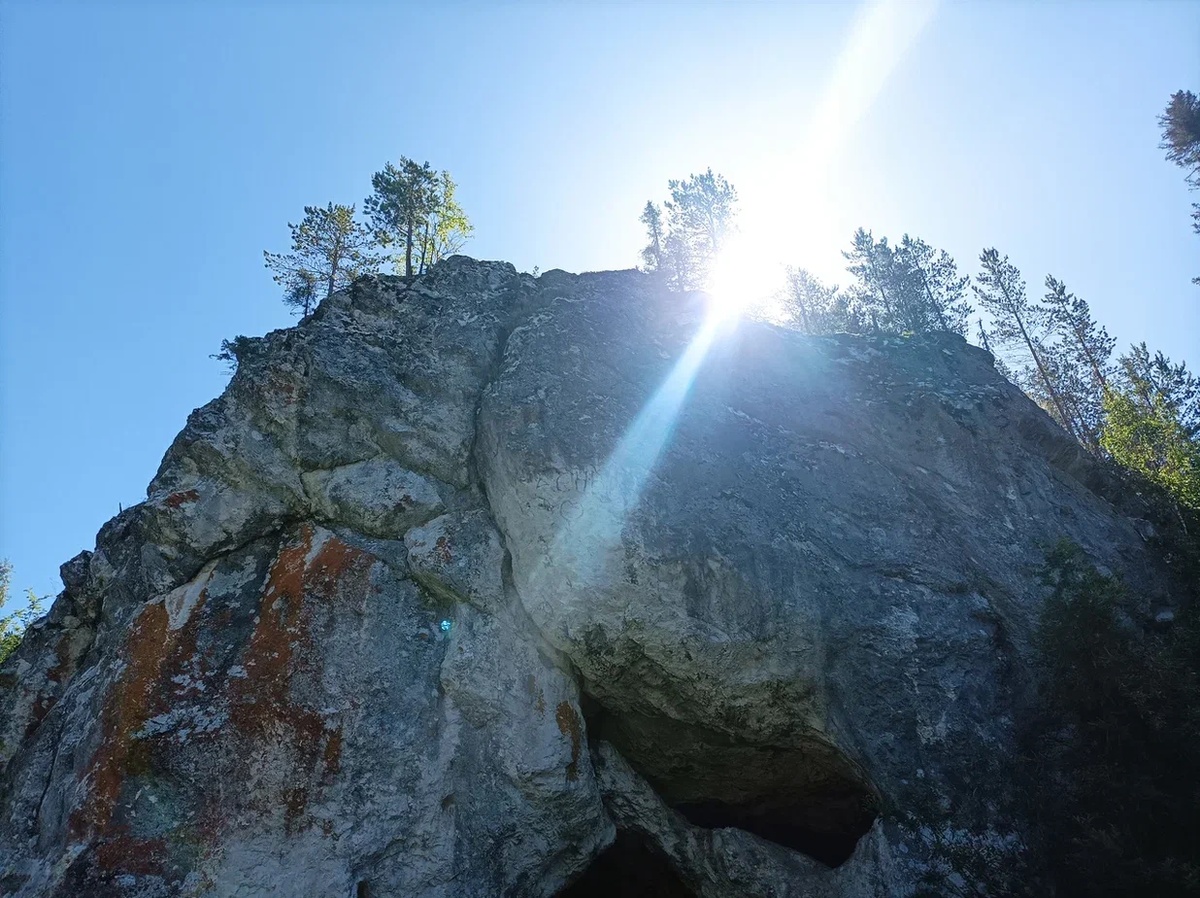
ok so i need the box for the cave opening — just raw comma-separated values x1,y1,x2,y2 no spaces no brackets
673,792,870,867
558,833,694,898
585,700,880,868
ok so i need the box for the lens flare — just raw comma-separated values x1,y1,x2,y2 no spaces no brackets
711,0,940,292
706,232,788,323
526,0,939,602
535,313,723,591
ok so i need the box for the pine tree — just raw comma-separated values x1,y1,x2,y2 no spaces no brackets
843,230,972,335
1037,341,1100,450
263,203,378,316
662,228,698,292
1043,277,1114,388
658,168,738,290
781,267,858,335
974,249,1079,440
282,269,320,318
1043,276,1115,448
1115,343,1200,436
1158,90,1200,285
844,229,899,330
784,266,816,333
365,158,440,279
639,201,665,273
895,235,972,335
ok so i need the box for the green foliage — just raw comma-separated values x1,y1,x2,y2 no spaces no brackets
1041,275,1115,450
780,266,858,334
211,334,257,373
1101,345,1200,509
974,249,1084,441
842,228,897,329
263,202,378,316
1158,89,1200,284
0,561,46,666
640,168,738,291
842,230,972,335
366,158,472,279
895,234,973,336
366,158,437,279
417,170,473,273
638,201,665,273
1023,541,1200,896
1116,342,1200,435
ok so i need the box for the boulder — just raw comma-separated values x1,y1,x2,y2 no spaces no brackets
0,257,1174,896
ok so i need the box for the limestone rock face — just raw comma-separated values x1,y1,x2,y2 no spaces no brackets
0,258,1172,897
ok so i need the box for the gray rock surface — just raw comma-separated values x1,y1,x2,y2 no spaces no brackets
0,257,1175,896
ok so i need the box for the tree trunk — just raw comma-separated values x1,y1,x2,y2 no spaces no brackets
867,254,894,322
1069,320,1109,389
791,278,812,334
405,214,414,279
419,219,431,274
1007,295,1080,441
328,241,340,299
919,269,951,332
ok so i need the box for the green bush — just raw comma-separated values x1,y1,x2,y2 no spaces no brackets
1023,541,1200,896
0,561,46,666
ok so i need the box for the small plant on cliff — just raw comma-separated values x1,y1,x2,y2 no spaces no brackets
211,334,258,374
1022,541,1200,896
0,561,46,666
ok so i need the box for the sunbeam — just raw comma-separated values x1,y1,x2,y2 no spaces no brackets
540,0,939,590
537,313,726,589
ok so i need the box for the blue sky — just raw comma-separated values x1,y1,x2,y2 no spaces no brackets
2,1,1197,602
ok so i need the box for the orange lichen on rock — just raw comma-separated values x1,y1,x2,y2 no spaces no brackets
228,526,372,833
69,598,175,842
164,489,201,509
555,701,583,782
307,533,376,606
63,575,213,883
64,524,378,875
47,630,79,684
322,726,344,781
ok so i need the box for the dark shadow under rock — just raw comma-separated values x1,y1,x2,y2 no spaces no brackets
588,703,880,867
558,833,694,897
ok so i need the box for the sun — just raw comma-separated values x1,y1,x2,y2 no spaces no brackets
705,231,787,323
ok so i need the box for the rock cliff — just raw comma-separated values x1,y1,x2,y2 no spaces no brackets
0,258,1172,896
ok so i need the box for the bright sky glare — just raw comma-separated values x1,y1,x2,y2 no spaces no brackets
1,1,1198,602
710,0,941,315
